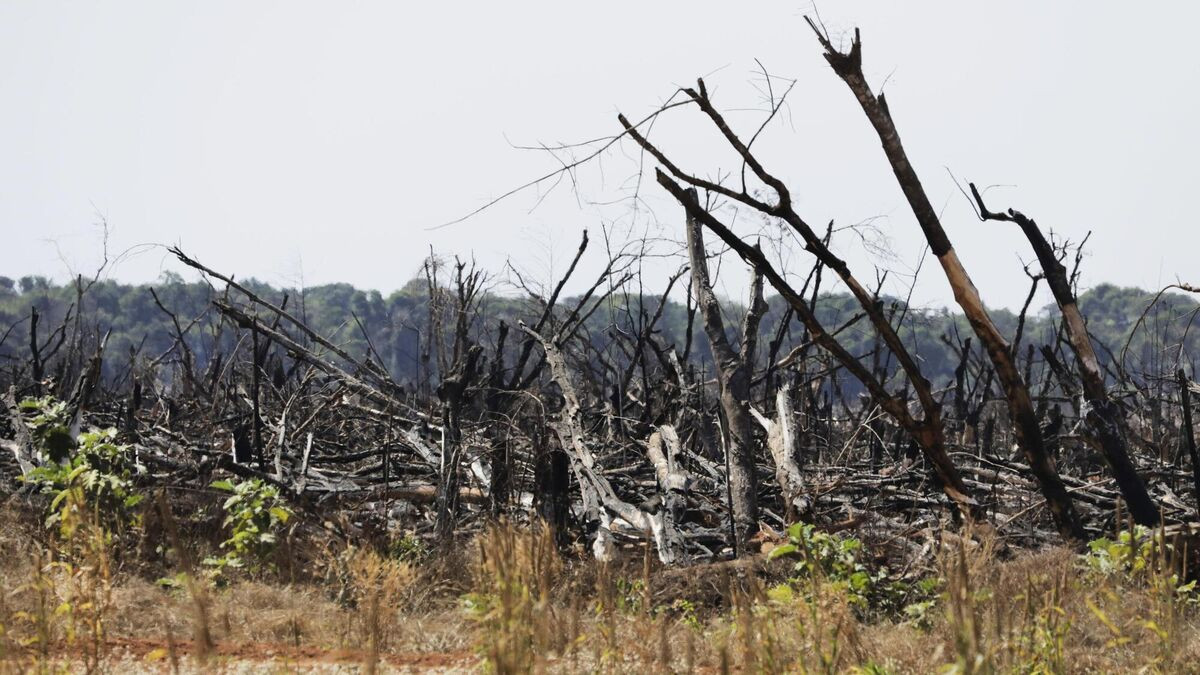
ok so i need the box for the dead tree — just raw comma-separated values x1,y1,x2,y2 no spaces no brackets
750,386,808,521
970,183,1160,525
485,321,510,516
519,321,684,563
807,22,1084,542
683,191,765,547
434,259,486,540
29,307,42,395
1178,369,1200,511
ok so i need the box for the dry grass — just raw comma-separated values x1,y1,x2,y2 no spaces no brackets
2,509,1200,673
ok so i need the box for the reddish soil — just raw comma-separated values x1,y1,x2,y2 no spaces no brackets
12,636,477,670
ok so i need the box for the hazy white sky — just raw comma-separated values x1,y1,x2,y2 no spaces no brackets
1,1,1197,310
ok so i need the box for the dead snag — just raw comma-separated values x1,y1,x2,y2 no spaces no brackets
750,387,809,521
1178,370,1200,513
517,321,683,563
682,189,763,548
808,21,1084,542
29,306,43,395
970,183,1160,525
434,343,481,539
485,321,510,516
435,259,486,540
644,425,691,555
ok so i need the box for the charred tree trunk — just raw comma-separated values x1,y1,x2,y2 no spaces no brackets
434,343,482,540
620,83,980,521
434,259,487,541
486,321,510,517
29,306,43,396
519,321,685,563
1178,370,1200,514
808,23,1084,543
534,442,571,548
971,183,1159,525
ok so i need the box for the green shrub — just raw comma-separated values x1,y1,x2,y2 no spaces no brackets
768,522,938,622
1081,525,1196,603
20,397,143,534
204,478,292,575
387,531,427,562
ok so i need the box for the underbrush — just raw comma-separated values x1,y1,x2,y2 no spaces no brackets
1,396,1198,671
1,511,1199,672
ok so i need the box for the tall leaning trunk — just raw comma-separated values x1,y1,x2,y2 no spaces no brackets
971,184,1160,525
683,189,763,548
810,24,1085,543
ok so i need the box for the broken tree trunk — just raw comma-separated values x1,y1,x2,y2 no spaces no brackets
1179,370,1200,514
620,92,980,521
644,424,690,558
3,387,35,476
434,343,482,540
970,183,1159,526
518,321,683,563
808,22,1085,543
750,387,809,521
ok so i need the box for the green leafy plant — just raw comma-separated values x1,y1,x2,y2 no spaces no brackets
1082,525,1196,600
1083,526,1158,577
204,478,292,575
1081,526,1197,667
18,396,75,464
387,532,427,562
768,523,937,620
769,523,877,610
20,397,143,534
671,598,702,631
899,577,942,630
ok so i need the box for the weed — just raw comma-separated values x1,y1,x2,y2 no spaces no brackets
204,478,292,576
19,396,143,534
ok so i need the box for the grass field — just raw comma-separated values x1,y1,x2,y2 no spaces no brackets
1,499,1199,674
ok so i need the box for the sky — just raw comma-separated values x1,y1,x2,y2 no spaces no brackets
1,1,1197,311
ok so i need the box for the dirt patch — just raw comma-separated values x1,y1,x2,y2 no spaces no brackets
10,637,478,672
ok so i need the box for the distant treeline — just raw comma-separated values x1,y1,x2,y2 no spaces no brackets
1,273,1197,393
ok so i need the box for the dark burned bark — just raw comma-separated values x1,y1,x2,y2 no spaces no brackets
807,22,1085,543
486,321,510,516
971,183,1160,526
251,329,263,470
518,321,685,563
534,443,571,546
435,343,482,539
1179,370,1200,513
682,190,763,547
29,306,42,396
434,259,487,540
